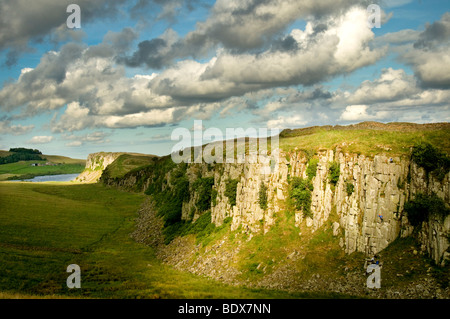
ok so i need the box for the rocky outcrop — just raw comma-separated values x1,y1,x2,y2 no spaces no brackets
75,152,124,183
104,146,449,266
200,149,449,265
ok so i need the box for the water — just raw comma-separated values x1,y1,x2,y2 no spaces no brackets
13,173,80,182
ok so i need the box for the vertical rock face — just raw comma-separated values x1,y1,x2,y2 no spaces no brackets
203,149,449,265
210,154,289,235
335,152,408,256
103,147,449,266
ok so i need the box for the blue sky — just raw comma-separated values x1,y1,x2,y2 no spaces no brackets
0,0,449,159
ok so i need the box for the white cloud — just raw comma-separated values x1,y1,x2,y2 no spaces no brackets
150,6,385,101
0,120,34,135
398,13,450,89
66,141,82,147
339,105,390,122
267,115,307,129
348,68,419,104
28,136,54,144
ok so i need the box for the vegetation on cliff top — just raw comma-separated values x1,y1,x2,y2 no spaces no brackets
101,153,157,179
279,122,450,157
411,142,450,180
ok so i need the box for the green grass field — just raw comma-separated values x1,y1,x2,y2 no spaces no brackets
0,151,86,181
279,127,450,157
102,153,157,179
0,161,85,181
0,182,318,299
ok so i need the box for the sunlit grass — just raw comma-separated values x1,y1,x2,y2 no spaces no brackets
279,128,450,157
0,182,315,299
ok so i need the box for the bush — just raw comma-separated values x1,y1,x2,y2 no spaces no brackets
211,189,218,207
404,193,450,227
193,177,215,212
346,182,354,196
328,161,340,186
289,177,313,218
258,182,268,210
225,179,239,206
148,161,189,227
306,158,319,180
411,142,450,180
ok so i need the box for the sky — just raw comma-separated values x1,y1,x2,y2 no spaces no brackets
0,0,449,159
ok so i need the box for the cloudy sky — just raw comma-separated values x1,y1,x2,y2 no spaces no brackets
0,0,449,159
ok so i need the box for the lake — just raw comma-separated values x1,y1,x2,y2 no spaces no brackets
13,173,80,182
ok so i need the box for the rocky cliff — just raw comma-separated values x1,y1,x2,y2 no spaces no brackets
108,147,449,267
76,152,125,183
200,148,449,266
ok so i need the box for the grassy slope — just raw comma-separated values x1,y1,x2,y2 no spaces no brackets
102,153,157,179
279,123,450,156
0,182,309,299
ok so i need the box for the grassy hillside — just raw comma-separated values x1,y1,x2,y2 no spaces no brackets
0,182,316,299
279,122,450,157
101,153,158,179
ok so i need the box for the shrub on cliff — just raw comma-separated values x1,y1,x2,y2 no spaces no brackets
328,161,340,186
306,158,319,180
346,182,354,196
193,177,215,212
404,193,450,227
411,142,449,180
258,182,268,210
289,177,313,218
225,179,239,207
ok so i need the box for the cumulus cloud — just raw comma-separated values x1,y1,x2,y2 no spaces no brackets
0,0,187,65
0,120,34,135
398,13,450,89
6,1,447,135
348,68,419,104
248,65,450,128
267,115,307,129
120,0,367,69
0,4,387,133
64,131,111,147
66,141,83,147
149,6,385,102
28,135,54,144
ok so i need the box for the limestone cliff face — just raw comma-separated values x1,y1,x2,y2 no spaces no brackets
103,148,450,266
202,149,449,265
76,152,124,183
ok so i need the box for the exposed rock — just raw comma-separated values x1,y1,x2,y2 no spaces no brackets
75,152,124,183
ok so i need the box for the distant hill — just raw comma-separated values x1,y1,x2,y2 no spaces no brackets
279,121,450,157
0,150,86,181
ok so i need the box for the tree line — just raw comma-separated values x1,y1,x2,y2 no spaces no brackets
0,148,45,165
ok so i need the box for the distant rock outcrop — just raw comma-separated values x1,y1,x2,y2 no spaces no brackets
75,152,125,183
